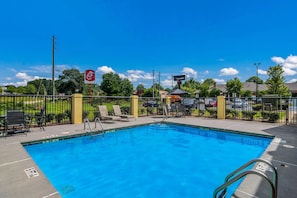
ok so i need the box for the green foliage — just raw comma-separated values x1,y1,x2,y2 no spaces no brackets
261,111,280,122
198,84,210,97
206,108,217,117
226,109,239,118
56,69,85,94
246,76,264,84
226,77,243,97
242,111,257,120
56,113,66,123
252,104,262,111
46,113,55,122
266,65,291,96
209,87,221,97
100,72,133,96
82,110,89,120
241,90,252,97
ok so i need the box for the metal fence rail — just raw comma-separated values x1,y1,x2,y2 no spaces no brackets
0,94,72,130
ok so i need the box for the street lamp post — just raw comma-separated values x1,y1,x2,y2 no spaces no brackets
254,62,261,102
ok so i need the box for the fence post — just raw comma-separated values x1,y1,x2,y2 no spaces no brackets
72,93,83,124
217,96,226,119
130,95,138,118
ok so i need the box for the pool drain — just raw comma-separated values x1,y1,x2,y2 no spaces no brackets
24,167,39,178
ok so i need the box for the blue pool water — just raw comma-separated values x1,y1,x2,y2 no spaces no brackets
24,123,272,198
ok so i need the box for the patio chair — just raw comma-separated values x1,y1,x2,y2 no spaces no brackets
5,110,30,135
34,109,45,130
112,105,135,121
98,105,121,122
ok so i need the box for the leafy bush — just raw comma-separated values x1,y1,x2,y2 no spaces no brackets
46,113,55,122
207,108,217,117
242,111,257,120
226,109,239,118
82,110,89,119
56,113,66,123
261,111,280,122
252,104,262,111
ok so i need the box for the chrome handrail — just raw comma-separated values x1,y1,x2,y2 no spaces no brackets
213,158,278,198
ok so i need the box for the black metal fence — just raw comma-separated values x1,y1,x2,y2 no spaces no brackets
1,94,296,131
0,94,72,130
82,96,132,121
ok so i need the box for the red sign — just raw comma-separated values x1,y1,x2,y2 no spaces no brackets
84,70,95,84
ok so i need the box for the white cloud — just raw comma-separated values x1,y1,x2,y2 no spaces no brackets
283,67,297,76
16,72,40,81
271,55,297,76
218,58,225,62
219,67,239,76
258,69,267,75
213,78,225,84
97,65,115,74
204,70,209,74
287,78,297,83
161,79,174,87
182,67,197,78
271,56,285,64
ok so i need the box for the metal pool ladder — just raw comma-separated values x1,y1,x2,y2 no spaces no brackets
213,158,278,198
83,117,105,135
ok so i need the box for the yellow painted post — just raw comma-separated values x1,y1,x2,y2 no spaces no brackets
217,96,226,119
72,93,83,124
130,95,139,118
165,96,171,106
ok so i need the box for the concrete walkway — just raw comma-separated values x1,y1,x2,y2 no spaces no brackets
0,117,296,198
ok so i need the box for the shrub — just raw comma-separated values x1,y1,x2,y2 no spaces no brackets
207,108,217,117
56,113,66,123
252,104,262,111
226,109,239,118
82,110,89,119
261,111,280,122
242,111,257,120
46,113,55,122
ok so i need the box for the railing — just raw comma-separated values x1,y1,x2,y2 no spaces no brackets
0,94,72,128
213,158,278,198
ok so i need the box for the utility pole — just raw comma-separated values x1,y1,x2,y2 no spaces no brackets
152,70,155,98
52,35,56,101
254,62,261,102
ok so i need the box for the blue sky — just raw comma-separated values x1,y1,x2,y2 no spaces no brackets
1,0,297,89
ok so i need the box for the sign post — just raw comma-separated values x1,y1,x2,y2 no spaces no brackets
173,75,186,89
84,70,96,96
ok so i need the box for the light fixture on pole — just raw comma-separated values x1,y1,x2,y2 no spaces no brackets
254,62,261,101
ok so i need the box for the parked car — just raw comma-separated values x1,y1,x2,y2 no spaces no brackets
182,98,197,109
232,98,248,108
205,98,217,107
143,101,159,107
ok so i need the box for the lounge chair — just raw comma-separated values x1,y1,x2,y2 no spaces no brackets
112,105,135,121
98,105,121,122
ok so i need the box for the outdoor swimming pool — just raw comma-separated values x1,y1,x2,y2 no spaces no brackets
24,123,272,198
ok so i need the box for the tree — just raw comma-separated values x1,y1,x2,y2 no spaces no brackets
266,65,290,96
136,84,145,95
198,84,210,97
24,84,37,94
5,85,17,93
120,78,133,96
56,69,84,94
183,78,200,90
209,87,221,97
202,78,215,86
226,77,243,97
100,72,121,96
246,76,264,84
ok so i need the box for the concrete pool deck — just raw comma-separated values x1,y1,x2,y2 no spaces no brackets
0,117,296,198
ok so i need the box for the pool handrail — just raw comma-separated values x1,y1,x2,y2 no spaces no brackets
213,158,278,198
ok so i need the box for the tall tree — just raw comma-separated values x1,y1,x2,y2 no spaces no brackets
100,72,121,96
120,78,133,96
266,65,290,96
56,69,84,94
246,76,264,84
226,77,243,97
